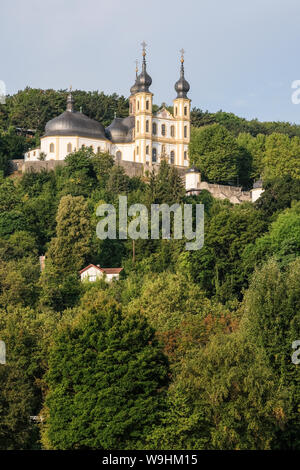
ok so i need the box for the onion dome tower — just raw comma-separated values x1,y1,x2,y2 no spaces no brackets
129,60,139,115
174,51,190,98
173,49,191,166
134,42,153,165
66,86,74,112
135,42,152,92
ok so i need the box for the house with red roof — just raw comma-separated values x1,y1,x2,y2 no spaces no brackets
80,264,123,283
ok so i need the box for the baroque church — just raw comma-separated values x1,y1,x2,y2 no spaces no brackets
25,44,191,168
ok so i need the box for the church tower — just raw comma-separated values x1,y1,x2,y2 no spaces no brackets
173,49,191,166
129,61,139,116
134,42,153,165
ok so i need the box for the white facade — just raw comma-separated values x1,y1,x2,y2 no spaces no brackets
251,187,264,202
185,169,201,191
26,136,110,162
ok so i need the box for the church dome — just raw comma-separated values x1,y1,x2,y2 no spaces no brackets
175,52,190,98
136,67,152,92
130,81,139,95
44,91,107,140
105,116,135,143
130,65,139,95
136,43,152,93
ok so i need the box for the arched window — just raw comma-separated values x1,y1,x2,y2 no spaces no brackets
67,143,72,153
146,100,149,110
152,122,157,135
49,143,54,153
170,150,175,164
161,124,166,136
137,100,140,110
184,106,187,116
146,145,149,155
152,148,157,163
116,150,122,161
146,120,149,132
184,126,187,138
170,125,175,137
136,146,139,155
175,106,177,116
137,120,139,133
97,146,101,153
130,103,133,114
184,150,187,160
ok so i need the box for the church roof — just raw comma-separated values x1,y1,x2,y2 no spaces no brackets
44,90,107,140
105,116,135,143
44,110,107,140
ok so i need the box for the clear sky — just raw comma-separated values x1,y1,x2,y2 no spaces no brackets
1,0,300,123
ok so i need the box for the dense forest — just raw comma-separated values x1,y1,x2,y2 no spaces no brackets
0,88,299,450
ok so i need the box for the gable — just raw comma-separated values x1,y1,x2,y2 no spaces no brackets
154,107,174,119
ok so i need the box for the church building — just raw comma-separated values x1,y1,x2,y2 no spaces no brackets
25,44,191,168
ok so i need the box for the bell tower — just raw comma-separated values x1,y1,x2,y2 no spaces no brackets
173,49,191,166
129,60,139,116
134,42,153,165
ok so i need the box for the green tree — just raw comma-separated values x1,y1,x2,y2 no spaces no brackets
0,306,56,449
42,291,169,449
91,151,114,188
237,132,265,179
242,258,300,449
185,201,267,301
0,257,40,309
255,175,300,218
146,160,185,205
242,201,300,278
263,133,300,180
106,164,130,195
189,124,241,185
148,329,287,450
47,195,92,276
0,231,38,261
57,147,98,197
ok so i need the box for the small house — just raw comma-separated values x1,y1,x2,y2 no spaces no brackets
80,264,123,283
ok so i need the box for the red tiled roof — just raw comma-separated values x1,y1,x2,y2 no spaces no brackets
79,264,102,274
101,267,123,274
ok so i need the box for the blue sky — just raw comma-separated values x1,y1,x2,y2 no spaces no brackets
1,0,300,123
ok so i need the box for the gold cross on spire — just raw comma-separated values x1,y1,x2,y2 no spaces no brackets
180,48,185,63
141,41,147,56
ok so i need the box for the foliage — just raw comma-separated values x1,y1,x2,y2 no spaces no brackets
189,124,250,187
46,194,92,276
242,259,300,449
0,91,299,450
42,292,169,449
